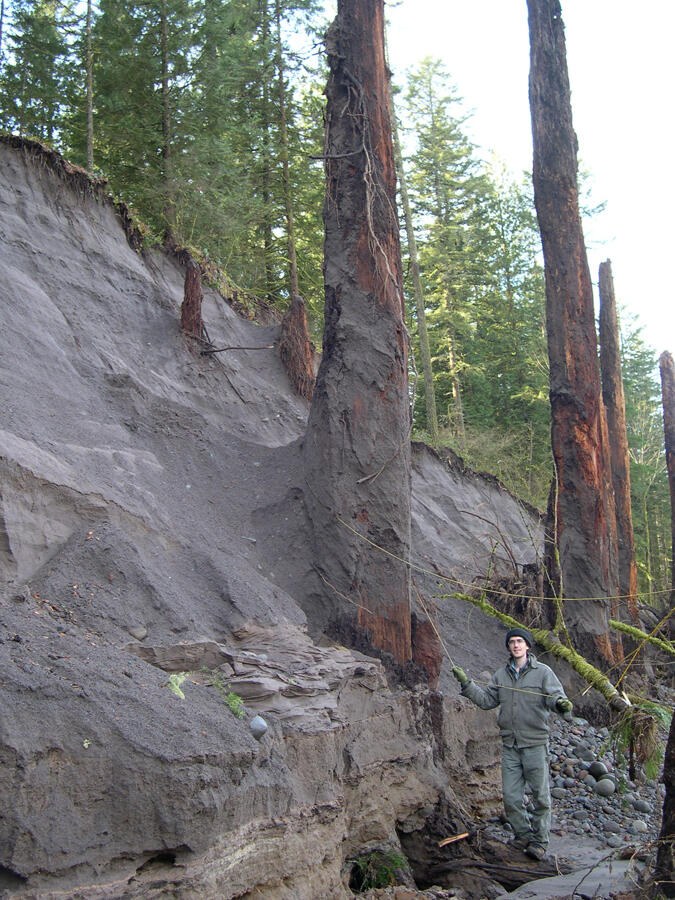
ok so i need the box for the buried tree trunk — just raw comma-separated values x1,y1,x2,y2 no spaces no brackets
278,294,315,401
527,0,620,669
654,353,675,898
301,0,413,665
180,259,204,340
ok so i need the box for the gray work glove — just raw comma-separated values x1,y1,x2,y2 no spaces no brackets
452,665,469,686
556,697,573,719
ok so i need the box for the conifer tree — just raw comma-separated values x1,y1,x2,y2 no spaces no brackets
0,0,75,141
460,172,550,500
403,58,489,440
91,0,192,231
393,96,439,444
622,319,672,600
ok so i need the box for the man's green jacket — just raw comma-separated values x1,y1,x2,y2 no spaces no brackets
460,652,567,748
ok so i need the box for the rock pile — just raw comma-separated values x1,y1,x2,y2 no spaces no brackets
486,714,663,853
546,714,663,849
357,712,666,900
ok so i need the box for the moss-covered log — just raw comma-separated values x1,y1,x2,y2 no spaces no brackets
609,619,675,657
450,591,629,711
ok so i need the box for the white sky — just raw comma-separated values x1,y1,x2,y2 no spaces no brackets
385,0,674,362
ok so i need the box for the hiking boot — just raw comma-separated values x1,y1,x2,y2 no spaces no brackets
509,837,530,851
525,842,547,861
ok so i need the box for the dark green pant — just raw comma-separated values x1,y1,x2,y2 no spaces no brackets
501,743,550,847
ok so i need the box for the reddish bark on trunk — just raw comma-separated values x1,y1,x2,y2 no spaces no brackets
599,260,638,622
411,614,442,689
302,0,413,665
598,399,623,663
528,0,618,667
180,259,204,340
660,351,675,628
278,295,316,401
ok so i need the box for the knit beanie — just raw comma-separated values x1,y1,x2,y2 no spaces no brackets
505,627,533,649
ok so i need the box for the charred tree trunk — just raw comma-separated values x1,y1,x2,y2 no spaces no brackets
180,259,204,340
599,399,623,662
654,709,675,897
302,0,413,665
528,0,618,667
660,351,675,639
278,295,315,401
599,260,638,622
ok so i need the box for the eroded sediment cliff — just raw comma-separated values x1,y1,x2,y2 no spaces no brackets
0,138,549,899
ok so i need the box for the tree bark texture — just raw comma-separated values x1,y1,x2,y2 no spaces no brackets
654,708,675,897
528,0,618,667
302,0,412,665
660,351,675,624
278,294,315,401
180,259,204,339
599,260,638,621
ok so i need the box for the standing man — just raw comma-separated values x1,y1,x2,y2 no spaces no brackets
452,627,573,861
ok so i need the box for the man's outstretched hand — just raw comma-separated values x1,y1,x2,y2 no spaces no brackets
556,697,573,719
452,666,469,686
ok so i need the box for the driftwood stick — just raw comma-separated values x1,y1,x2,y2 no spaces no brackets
438,832,469,847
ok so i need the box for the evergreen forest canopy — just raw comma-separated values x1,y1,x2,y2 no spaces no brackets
0,0,670,608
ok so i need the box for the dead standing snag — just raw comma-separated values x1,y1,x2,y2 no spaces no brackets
527,0,620,668
599,260,638,622
659,350,675,630
302,0,416,666
180,259,204,340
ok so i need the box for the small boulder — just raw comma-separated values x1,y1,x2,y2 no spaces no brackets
573,745,595,762
588,761,608,779
250,715,268,740
593,778,616,797
633,798,652,814
127,625,147,641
